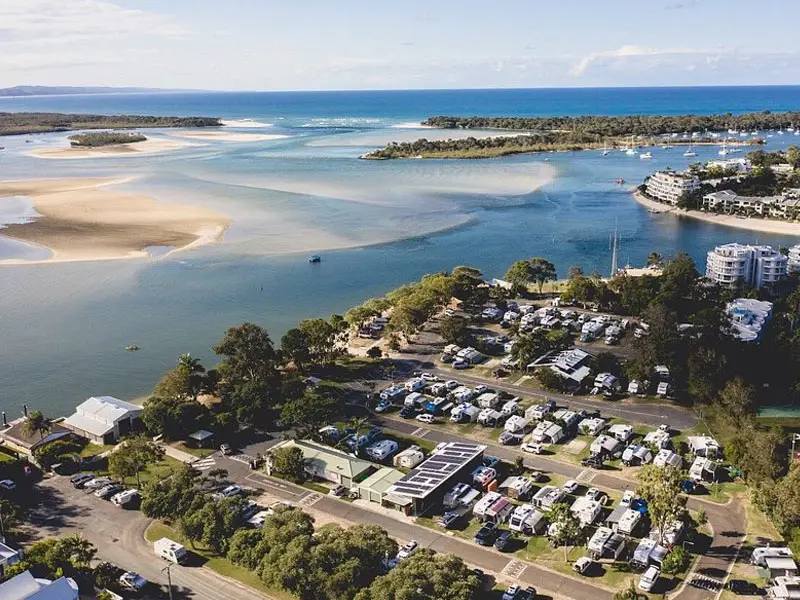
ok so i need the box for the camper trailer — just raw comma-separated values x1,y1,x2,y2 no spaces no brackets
484,497,514,524
473,492,502,520
154,538,187,564
509,504,546,535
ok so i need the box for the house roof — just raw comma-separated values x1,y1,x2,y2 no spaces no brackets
63,396,141,437
766,557,798,571
189,429,215,441
279,439,374,479
0,571,79,600
358,467,404,495
0,419,72,450
388,441,485,500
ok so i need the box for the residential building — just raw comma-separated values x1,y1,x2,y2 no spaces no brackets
702,190,785,216
0,540,22,579
547,348,593,389
645,170,701,205
0,418,72,456
705,243,788,289
726,298,773,342
705,158,752,173
0,570,79,600
63,396,142,444
267,439,375,488
789,244,800,273
384,442,486,516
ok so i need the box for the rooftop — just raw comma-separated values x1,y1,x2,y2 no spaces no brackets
276,439,374,479
387,441,485,500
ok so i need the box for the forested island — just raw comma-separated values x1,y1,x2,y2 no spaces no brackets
68,132,148,147
0,112,221,136
422,111,800,136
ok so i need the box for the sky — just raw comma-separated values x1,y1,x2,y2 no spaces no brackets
2,0,800,91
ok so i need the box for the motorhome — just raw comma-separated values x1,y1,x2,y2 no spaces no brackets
450,386,475,404
590,435,621,456
552,409,582,430
504,415,529,434
631,537,668,569
506,476,535,501
404,392,425,408
524,400,556,421
444,483,476,509
423,396,451,415
689,457,718,483
472,466,497,487
570,497,603,526
500,399,520,417
608,424,634,443
643,429,671,450
393,445,425,469
154,538,187,564
450,403,480,423
404,378,426,392
618,509,642,535
532,485,567,511
380,385,405,402
484,497,514,524
588,527,626,560
529,420,565,444
366,440,399,462
430,382,448,397
653,449,683,469
476,392,501,409
752,547,794,568
509,504,546,535
456,347,484,365
110,489,139,507
473,491,502,520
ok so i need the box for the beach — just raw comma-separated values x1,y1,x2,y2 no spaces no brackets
170,131,290,142
27,137,200,159
0,177,230,265
632,189,800,236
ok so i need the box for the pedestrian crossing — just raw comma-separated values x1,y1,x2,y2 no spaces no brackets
576,469,596,483
227,453,255,465
193,457,216,471
410,427,429,438
299,492,323,507
501,560,527,579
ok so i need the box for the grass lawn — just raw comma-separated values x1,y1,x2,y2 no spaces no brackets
0,452,17,463
79,443,116,458
97,455,184,487
170,442,215,459
144,522,293,599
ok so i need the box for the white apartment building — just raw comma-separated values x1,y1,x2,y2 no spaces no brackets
788,244,800,274
706,243,788,288
726,298,773,342
645,170,701,205
702,190,799,219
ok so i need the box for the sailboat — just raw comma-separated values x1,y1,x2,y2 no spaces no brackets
683,143,697,158
601,140,611,156
639,151,653,160
623,135,637,156
719,139,730,156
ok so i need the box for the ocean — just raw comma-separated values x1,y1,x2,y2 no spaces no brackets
1,86,799,417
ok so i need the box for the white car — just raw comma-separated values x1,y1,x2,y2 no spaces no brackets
562,480,579,494
416,413,435,424
218,484,242,498
119,571,147,591
453,360,470,369
474,384,488,394
521,442,543,454
397,540,418,560
638,566,660,592
421,373,438,382
445,380,460,390
84,477,113,490
620,490,636,507
0,479,16,492
573,557,593,575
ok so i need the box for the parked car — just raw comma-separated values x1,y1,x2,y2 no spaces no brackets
727,580,760,595
521,441,543,454
581,455,604,468
375,400,392,413
441,354,455,363
220,443,233,455
483,456,501,469
494,530,514,551
217,484,242,498
70,473,94,489
397,540,418,560
638,566,660,592
439,511,463,529
421,373,438,382
573,557,593,575
620,490,636,507
84,477,114,490
119,571,147,591
562,480,579,494
585,488,607,503
453,359,470,369
518,587,537,600
416,413,435,424
95,484,124,499
445,380,460,390
501,583,521,600
474,522,498,546
474,385,488,394
399,406,416,419
330,485,347,497
498,431,523,446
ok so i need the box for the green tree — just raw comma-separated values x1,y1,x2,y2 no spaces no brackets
528,257,558,294
510,330,551,368
547,502,585,561
661,546,689,574
636,465,687,546
717,378,757,427
647,251,663,267
727,423,788,484
504,259,534,292
786,145,800,169
298,318,344,366
366,346,383,360
22,410,52,441
140,464,200,519
280,328,311,370
450,266,487,307
614,581,648,600
355,551,478,600
181,496,248,555
108,435,165,487
11,535,97,580
141,395,206,440
33,439,83,471
439,316,471,346
269,446,306,483
567,265,584,280
279,391,339,438
154,353,207,400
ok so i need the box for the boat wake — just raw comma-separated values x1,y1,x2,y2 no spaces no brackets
220,119,273,128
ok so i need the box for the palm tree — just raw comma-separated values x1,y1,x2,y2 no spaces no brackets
177,353,206,400
22,410,52,441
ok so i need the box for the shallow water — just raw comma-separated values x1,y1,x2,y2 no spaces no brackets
2,87,800,416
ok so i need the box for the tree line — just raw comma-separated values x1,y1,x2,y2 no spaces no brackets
0,112,221,136
68,132,147,147
422,112,800,137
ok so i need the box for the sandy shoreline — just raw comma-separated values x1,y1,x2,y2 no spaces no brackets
27,137,201,159
0,177,230,265
170,131,289,142
632,189,800,236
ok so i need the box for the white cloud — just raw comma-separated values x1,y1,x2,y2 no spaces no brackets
570,45,717,77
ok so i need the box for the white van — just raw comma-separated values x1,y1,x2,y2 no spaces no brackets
111,489,139,507
154,538,188,564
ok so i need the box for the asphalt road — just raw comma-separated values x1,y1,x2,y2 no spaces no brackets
28,475,273,600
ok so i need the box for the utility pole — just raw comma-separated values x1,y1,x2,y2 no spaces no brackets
161,564,174,600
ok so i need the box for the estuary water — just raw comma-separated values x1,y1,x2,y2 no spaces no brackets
1,86,800,417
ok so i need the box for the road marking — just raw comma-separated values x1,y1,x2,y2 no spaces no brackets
193,458,216,471
410,427,429,438
227,453,255,465
244,473,305,498
501,560,527,579
299,492,323,507
576,469,596,483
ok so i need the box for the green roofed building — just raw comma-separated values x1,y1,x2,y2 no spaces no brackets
356,467,405,504
269,439,376,488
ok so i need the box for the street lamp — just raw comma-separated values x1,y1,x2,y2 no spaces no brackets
161,564,174,600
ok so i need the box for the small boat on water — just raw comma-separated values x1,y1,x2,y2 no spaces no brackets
625,148,637,156
615,178,625,185
309,255,322,263
125,345,140,352
639,152,652,160
683,143,697,158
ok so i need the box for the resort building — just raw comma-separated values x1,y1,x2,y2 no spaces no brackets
355,467,405,505
705,158,752,173
789,244,800,273
0,418,72,456
63,396,142,445
701,190,798,218
384,441,486,516
705,243,788,288
267,439,375,488
644,170,701,205
726,298,773,342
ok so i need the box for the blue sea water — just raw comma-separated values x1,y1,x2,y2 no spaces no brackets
1,86,799,417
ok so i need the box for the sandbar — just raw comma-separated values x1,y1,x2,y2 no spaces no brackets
0,177,230,265
170,131,289,142
632,190,800,236
27,137,200,159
